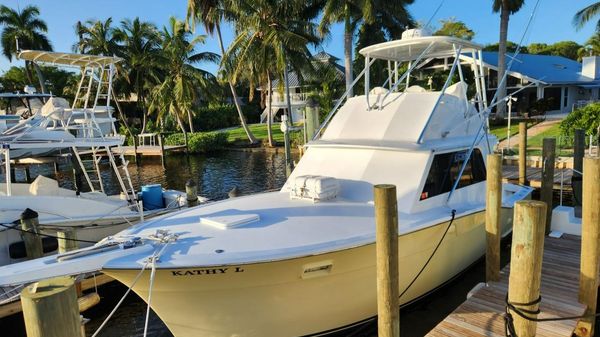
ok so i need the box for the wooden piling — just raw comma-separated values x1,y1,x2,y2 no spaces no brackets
374,184,400,337
540,138,556,234
485,154,502,282
576,156,600,337
573,129,586,208
185,179,198,207
57,229,79,254
519,122,528,185
20,208,43,260
507,200,547,337
159,133,166,168
21,276,81,337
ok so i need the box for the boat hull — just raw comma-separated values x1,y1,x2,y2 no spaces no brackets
105,208,513,337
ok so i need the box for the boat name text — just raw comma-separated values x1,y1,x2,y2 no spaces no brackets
171,267,245,276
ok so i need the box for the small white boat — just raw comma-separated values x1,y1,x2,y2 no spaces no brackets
0,31,532,336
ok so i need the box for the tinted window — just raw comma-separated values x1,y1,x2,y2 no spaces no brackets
420,148,486,200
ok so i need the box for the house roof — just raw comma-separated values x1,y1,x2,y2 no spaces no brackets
266,52,345,89
475,51,600,86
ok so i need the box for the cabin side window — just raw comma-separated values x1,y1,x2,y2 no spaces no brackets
420,149,486,200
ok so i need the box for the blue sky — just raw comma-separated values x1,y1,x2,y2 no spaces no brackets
0,0,598,75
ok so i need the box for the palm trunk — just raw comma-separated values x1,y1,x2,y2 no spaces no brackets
175,112,188,149
496,3,510,119
266,72,274,147
216,24,257,144
283,56,293,124
344,6,354,98
139,91,147,133
32,62,48,94
188,109,195,133
24,61,34,86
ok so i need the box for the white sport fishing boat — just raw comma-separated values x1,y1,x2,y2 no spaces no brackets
0,32,532,337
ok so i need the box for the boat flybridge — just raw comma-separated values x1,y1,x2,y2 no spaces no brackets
0,31,532,337
0,52,195,269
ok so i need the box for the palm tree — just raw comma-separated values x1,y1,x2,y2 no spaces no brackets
492,0,525,118
74,18,119,56
574,2,600,31
578,32,600,60
149,17,219,147
186,0,258,144
222,0,321,146
0,5,52,93
318,0,413,97
113,18,162,133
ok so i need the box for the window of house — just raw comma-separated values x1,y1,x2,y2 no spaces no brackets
420,148,486,200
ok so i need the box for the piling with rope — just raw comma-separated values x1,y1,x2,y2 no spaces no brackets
374,184,400,337
575,156,600,337
507,200,547,337
485,154,502,282
540,138,555,234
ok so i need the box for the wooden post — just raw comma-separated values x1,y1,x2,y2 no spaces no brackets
540,138,556,234
576,156,600,337
185,179,198,207
305,98,319,141
158,133,166,168
24,166,31,183
20,208,43,260
519,122,528,185
486,154,502,282
374,184,400,337
57,229,79,253
573,129,586,208
21,276,81,337
507,200,547,337
228,186,239,198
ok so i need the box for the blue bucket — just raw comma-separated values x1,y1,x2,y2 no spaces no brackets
141,184,164,210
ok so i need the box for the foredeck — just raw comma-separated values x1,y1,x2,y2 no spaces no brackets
426,234,586,337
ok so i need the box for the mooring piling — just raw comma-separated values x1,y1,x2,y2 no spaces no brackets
21,276,81,337
507,200,547,337
575,156,600,337
540,137,556,234
519,122,528,186
57,229,79,254
20,208,43,260
185,179,198,207
485,154,502,282
374,184,400,337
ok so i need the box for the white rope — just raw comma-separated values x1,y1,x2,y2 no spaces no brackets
90,260,150,337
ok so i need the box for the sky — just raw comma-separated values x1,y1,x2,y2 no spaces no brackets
0,0,598,75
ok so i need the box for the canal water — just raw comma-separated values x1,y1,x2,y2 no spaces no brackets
0,150,538,336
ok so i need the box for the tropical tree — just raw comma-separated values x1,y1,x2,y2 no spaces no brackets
578,32,600,60
221,0,321,146
148,17,219,147
0,5,52,93
318,0,414,97
492,0,525,118
113,18,162,133
573,2,600,31
74,18,119,56
186,0,258,144
434,18,475,40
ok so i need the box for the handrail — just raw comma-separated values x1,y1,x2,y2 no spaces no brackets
312,57,377,141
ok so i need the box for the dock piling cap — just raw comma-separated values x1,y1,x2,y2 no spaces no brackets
20,208,39,220
186,179,197,188
22,276,75,299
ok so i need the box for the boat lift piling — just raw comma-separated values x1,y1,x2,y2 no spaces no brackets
540,138,556,234
20,209,43,260
575,156,600,337
374,184,400,337
186,179,198,207
519,122,528,186
485,154,502,282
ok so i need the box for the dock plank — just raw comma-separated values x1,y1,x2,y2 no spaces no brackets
426,234,586,337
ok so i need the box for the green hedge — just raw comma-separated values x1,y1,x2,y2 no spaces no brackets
164,132,229,153
191,104,261,132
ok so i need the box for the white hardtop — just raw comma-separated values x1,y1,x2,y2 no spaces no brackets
18,50,123,68
359,35,482,62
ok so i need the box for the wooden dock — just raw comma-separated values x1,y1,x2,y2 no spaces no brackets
502,165,574,188
426,234,586,337
115,145,186,157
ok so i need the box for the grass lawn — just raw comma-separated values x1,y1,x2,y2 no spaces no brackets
224,123,305,144
489,124,520,141
527,123,562,148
